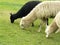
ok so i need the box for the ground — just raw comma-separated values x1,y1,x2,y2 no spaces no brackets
0,0,60,45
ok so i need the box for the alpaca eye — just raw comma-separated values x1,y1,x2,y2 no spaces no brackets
21,24,25,29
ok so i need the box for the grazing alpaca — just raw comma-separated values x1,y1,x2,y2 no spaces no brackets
10,1,41,26
20,1,60,32
45,11,60,38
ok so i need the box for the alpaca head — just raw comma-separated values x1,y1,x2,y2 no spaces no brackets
10,13,15,23
20,17,31,29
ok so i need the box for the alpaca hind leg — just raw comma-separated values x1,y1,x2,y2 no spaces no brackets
46,18,48,27
47,18,48,25
32,23,34,27
55,28,60,33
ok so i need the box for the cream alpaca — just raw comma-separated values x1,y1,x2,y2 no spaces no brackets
45,12,60,38
20,1,60,31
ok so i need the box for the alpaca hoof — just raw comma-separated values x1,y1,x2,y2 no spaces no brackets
55,31,58,34
37,30,41,32
46,35,49,38
32,23,34,27
55,32,57,33
32,25,34,27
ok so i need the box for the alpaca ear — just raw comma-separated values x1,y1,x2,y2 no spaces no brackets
22,17,25,19
10,13,13,16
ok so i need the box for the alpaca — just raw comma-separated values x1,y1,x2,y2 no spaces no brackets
45,11,60,38
20,1,60,32
10,1,41,26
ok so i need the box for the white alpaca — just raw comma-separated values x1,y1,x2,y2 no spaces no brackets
45,11,60,38
20,1,60,32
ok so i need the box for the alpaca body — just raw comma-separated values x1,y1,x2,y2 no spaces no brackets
45,11,60,38
10,1,40,23
34,1,60,19
20,1,60,31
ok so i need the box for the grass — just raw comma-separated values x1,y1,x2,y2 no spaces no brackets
0,0,60,45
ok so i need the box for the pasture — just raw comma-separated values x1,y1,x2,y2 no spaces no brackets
0,0,60,45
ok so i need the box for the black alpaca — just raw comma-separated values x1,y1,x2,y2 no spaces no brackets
10,1,41,26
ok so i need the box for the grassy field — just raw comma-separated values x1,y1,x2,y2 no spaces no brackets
0,0,60,45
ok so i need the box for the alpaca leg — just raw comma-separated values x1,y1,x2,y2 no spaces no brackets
37,25,41,32
55,28,60,33
32,23,34,27
46,18,48,27
37,20,43,32
45,21,57,37
44,18,48,28
45,28,50,38
43,19,48,29
46,33,49,38
37,19,47,32
47,18,48,25
42,18,48,28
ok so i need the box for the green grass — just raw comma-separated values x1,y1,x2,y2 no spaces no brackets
0,0,60,45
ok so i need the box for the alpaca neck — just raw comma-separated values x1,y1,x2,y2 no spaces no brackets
25,12,37,24
13,14,20,20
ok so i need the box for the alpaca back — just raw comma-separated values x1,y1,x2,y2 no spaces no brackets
10,1,41,23
23,1,60,24
16,1,40,18
30,1,60,19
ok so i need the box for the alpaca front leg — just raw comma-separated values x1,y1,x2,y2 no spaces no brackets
37,19,47,32
45,26,50,38
37,20,44,32
37,26,41,32
46,33,49,38
43,18,48,28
